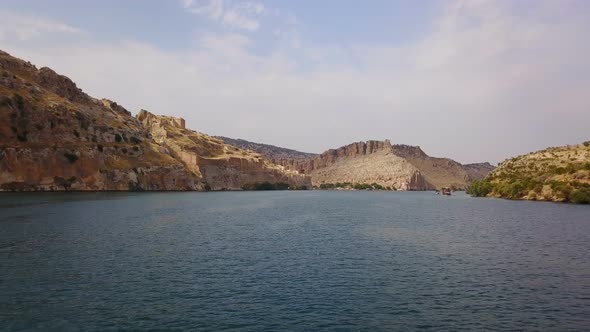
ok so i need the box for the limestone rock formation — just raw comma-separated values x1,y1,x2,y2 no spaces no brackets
221,137,495,190
0,50,491,192
391,145,494,190
0,50,201,191
137,110,311,191
0,50,309,191
278,140,432,190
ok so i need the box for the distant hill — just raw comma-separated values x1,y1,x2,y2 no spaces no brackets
216,136,316,160
219,137,495,190
469,142,590,203
391,144,495,190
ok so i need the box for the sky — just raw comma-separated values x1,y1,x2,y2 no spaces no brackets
0,0,589,164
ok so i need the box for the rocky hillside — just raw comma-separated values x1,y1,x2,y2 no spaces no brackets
279,140,432,190
391,145,495,189
0,50,309,191
463,162,497,181
139,111,310,190
0,50,201,191
469,142,590,203
222,136,494,190
217,136,316,160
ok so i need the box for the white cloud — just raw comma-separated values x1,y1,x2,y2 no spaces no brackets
1,1,589,164
182,0,267,31
0,10,82,41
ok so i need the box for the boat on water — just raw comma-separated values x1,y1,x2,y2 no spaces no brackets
441,187,452,196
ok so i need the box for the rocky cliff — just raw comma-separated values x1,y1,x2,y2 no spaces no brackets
469,142,590,203
0,50,200,191
0,50,310,191
138,111,310,190
391,145,495,190
222,136,494,190
278,140,432,190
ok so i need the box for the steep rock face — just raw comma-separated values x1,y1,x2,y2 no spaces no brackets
0,50,200,191
279,140,432,190
275,141,493,190
137,110,311,190
224,136,495,190
391,145,493,190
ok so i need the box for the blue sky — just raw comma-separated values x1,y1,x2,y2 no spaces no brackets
1,0,589,164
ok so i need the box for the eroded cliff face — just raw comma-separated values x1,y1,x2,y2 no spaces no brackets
391,145,472,190
269,140,494,190
0,50,492,192
0,51,311,191
278,140,432,190
0,51,200,191
137,110,311,190
391,145,495,190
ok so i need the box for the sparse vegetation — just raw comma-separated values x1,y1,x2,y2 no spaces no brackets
242,182,291,191
570,188,590,204
319,182,394,190
289,185,308,190
468,142,589,203
239,183,308,191
467,179,493,197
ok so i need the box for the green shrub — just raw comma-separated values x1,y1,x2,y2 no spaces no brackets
353,183,372,190
468,179,493,197
289,185,308,190
569,189,590,204
550,182,573,202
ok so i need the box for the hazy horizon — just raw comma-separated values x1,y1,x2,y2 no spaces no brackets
1,0,589,164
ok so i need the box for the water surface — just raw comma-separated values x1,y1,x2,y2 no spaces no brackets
1,191,589,331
